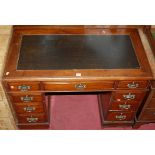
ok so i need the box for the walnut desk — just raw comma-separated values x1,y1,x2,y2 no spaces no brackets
2,26,153,129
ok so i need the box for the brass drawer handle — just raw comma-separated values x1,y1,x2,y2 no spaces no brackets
18,85,31,91
23,106,36,112
21,96,33,102
123,93,135,100
75,83,86,89
26,117,38,123
119,104,131,110
127,82,139,88
115,114,126,120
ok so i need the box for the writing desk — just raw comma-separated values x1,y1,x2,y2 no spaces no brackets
2,26,153,129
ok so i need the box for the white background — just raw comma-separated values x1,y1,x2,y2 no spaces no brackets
0,0,155,24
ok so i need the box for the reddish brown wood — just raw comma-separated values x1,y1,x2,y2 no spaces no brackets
2,25,153,129
7,82,41,91
14,104,44,114
112,90,147,102
135,81,155,127
2,26,153,80
104,111,135,121
138,109,155,121
152,91,155,98
145,98,155,109
17,113,48,124
133,26,155,128
116,80,148,89
108,101,140,111
43,81,114,91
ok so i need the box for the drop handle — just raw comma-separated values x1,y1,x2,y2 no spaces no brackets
75,83,86,89
123,93,135,100
23,106,36,112
21,96,33,102
115,114,127,120
119,104,131,110
127,82,139,88
27,117,38,123
18,85,31,91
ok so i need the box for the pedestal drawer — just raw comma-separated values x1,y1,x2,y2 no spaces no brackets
17,113,47,124
10,93,43,103
14,104,44,114
7,82,41,92
117,81,148,89
112,91,146,102
43,81,114,91
109,101,140,111
105,111,135,121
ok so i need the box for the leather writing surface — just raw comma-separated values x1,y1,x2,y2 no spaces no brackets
17,35,140,70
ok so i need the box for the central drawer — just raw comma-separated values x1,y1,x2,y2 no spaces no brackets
152,90,155,98
43,81,114,91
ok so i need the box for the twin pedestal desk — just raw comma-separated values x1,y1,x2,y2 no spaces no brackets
2,26,154,129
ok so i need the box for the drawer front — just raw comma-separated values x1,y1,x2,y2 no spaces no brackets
112,91,146,102
146,98,155,109
14,104,44,114
139,109,155,121
43,81,114,91
109,101,140,111
7,82,41,92
105,112,135,121
18,124,49,129
17,113,47,124
10,93,43,103
12,102,43,106
117,81,148,89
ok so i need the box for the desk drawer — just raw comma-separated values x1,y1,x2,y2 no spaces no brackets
13,102,43,106
43,81,114,91
139,109,155,121
14,104,44,114
17,113,47,123
117,81,148,89
109,101,140,111
10,93,43,103
105,111,135,121
7,82,41,92
112,91,146,102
